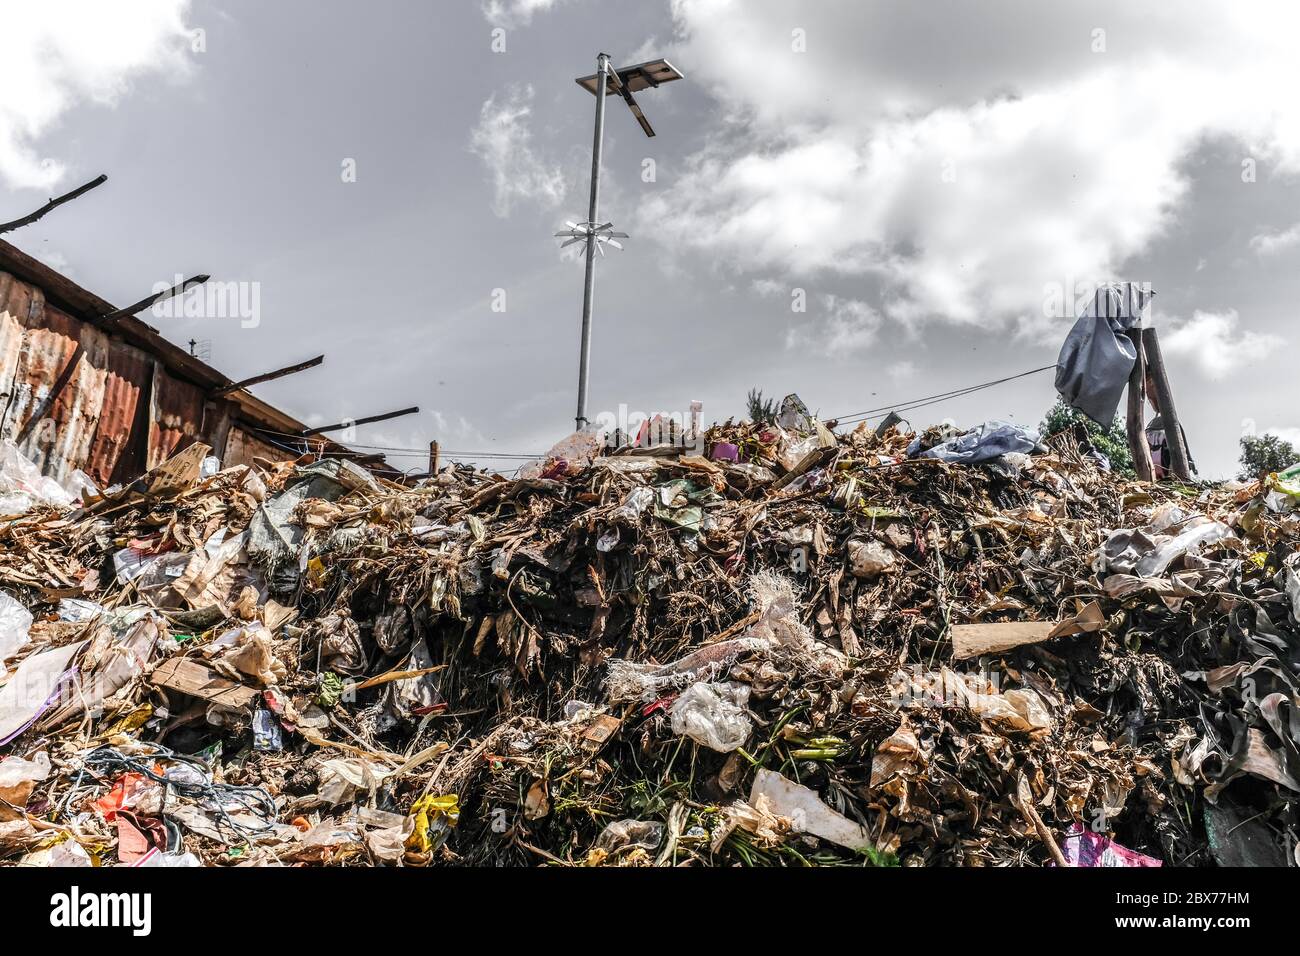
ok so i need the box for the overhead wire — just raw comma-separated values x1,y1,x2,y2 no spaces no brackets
830,364,1058,425
247,363,1058,470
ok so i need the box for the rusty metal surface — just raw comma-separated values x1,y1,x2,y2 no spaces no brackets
0,285,83,481
147,362,207,468
90,335,152,486
1,253,383,486
0,272,216,484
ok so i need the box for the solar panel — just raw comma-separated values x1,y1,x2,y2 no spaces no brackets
575,59,684,96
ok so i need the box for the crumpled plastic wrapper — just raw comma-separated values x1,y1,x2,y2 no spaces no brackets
670,681,752,752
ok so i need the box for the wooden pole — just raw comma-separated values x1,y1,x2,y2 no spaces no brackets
102,274,210,323
214,355,324,395
1141,327,1192,481
428,440,439,476
298,405,420,437
0,174,108,234
1125,329,1155,481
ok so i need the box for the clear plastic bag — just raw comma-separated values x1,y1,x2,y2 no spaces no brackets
670,681,752,752
0,590,33,669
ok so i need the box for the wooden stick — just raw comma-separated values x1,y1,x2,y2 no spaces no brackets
214,355,324,395
0,174,107,234
1141,327,1192,481
1014,773,1068,866
102,274,210,322
299,405,420,437
1124,329,1154,481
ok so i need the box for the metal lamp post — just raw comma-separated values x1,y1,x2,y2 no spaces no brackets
558,55,683,431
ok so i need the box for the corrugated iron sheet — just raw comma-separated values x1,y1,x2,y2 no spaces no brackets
0,272,223,484
89,335,152,486
147,362,207,469
1,253,386,486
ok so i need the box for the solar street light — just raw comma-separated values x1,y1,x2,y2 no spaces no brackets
561,54,684,431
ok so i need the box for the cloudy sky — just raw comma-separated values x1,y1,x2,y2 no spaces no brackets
2,0,1299,477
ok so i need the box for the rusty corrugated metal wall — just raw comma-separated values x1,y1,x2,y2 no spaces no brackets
0,269,286,485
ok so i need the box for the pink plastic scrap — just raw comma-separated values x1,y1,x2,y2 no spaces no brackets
710,442,739,462
1059,824,1162,867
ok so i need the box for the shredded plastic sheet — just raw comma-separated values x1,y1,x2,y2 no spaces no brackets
1059,824,1162,867
1054,282,1154,425
1097,510,1234,578
0,590,33,670
669,681,752,752
606,571,845,702
0,440,77,514
908,420,1040,464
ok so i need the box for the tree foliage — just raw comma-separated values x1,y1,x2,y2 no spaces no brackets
1238,433,1297,480
1040,399,1135,477
746,388,778,425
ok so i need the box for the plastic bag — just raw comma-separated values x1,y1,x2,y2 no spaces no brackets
0,440,75,514
613,486,654,523
0,590,33,669
848,539,896,578
908,420,1039,464
0,751,50,807
62,469,99,503
670,681,752,752
595,819,666,854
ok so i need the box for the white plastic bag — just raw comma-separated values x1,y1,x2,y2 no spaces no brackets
670,682,752,752
0,751,50,790
848,539,896,578
0,440,75,513
0,590,33,670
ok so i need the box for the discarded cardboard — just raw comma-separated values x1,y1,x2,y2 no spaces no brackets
150,657,260,709
951,621,1056,659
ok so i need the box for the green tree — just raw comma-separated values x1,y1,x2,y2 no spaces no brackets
1039,399,1134,477
746,388,778,424
1238,433,1297,479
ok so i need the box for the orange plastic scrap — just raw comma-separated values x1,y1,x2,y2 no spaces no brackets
94,772,149,822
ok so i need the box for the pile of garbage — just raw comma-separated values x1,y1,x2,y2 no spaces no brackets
0,402,1297,868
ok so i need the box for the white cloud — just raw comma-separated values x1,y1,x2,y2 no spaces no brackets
0,1,193,190
784,293,880,355
480,0,569,27
470,85,567,217
644,1,1300,336
1161,310,1283,379
1249,223,1300,255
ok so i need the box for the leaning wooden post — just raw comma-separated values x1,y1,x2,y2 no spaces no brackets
1141,327,1191,481
428,440,439,477
1125,329,1155,481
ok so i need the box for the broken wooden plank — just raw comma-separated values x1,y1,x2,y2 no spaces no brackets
951,602,1106,660
951,621,1056,660
0,174,107,234
102,275,210,323
150,658,259,709
214,354,324,396
299,406,420,437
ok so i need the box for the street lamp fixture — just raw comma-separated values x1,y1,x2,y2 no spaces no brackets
562,54,684,431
